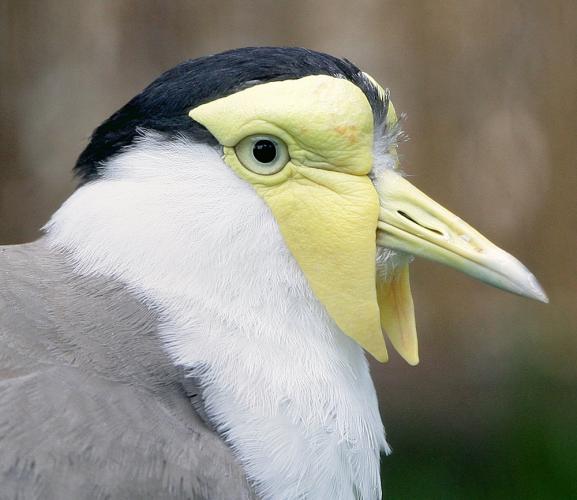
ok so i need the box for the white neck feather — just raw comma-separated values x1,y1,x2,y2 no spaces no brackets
46,134,389,499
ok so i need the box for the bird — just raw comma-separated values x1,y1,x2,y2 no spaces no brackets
0,47,547,500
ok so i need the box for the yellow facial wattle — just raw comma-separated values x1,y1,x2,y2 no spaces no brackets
189,72,547,366
190,75,388,361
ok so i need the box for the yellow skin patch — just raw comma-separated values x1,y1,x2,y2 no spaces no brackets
189,73,547,364
364,73,420,364
376,262,418,365
190,75,388,361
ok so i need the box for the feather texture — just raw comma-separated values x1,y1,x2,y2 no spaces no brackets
46,135,389,499
0,241,254,499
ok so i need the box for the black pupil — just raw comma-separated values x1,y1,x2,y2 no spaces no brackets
253,140,277,164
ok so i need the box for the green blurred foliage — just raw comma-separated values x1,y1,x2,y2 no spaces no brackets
383,349,577,499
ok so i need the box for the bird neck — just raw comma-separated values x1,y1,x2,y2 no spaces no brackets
45,137,388,499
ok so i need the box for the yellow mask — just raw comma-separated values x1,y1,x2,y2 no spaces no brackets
190,74,547,365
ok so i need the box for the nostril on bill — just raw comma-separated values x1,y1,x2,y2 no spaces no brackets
397,210,445,237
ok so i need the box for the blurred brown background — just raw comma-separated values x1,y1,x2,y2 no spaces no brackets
1,1,576,497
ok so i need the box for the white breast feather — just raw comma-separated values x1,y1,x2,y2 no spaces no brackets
46,133,389,500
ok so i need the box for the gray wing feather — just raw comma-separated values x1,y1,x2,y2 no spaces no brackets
0,241,255,500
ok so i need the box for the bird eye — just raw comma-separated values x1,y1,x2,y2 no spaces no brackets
235,135,289,175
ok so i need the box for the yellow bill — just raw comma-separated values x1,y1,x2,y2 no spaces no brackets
375,169,548,304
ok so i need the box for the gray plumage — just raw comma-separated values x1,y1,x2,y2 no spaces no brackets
0,240,255,499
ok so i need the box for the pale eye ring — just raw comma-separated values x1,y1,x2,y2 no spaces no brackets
235,134,289,175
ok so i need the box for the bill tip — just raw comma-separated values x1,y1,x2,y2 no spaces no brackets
526,273,549,303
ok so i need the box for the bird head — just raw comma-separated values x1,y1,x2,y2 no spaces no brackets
69,47,547,365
